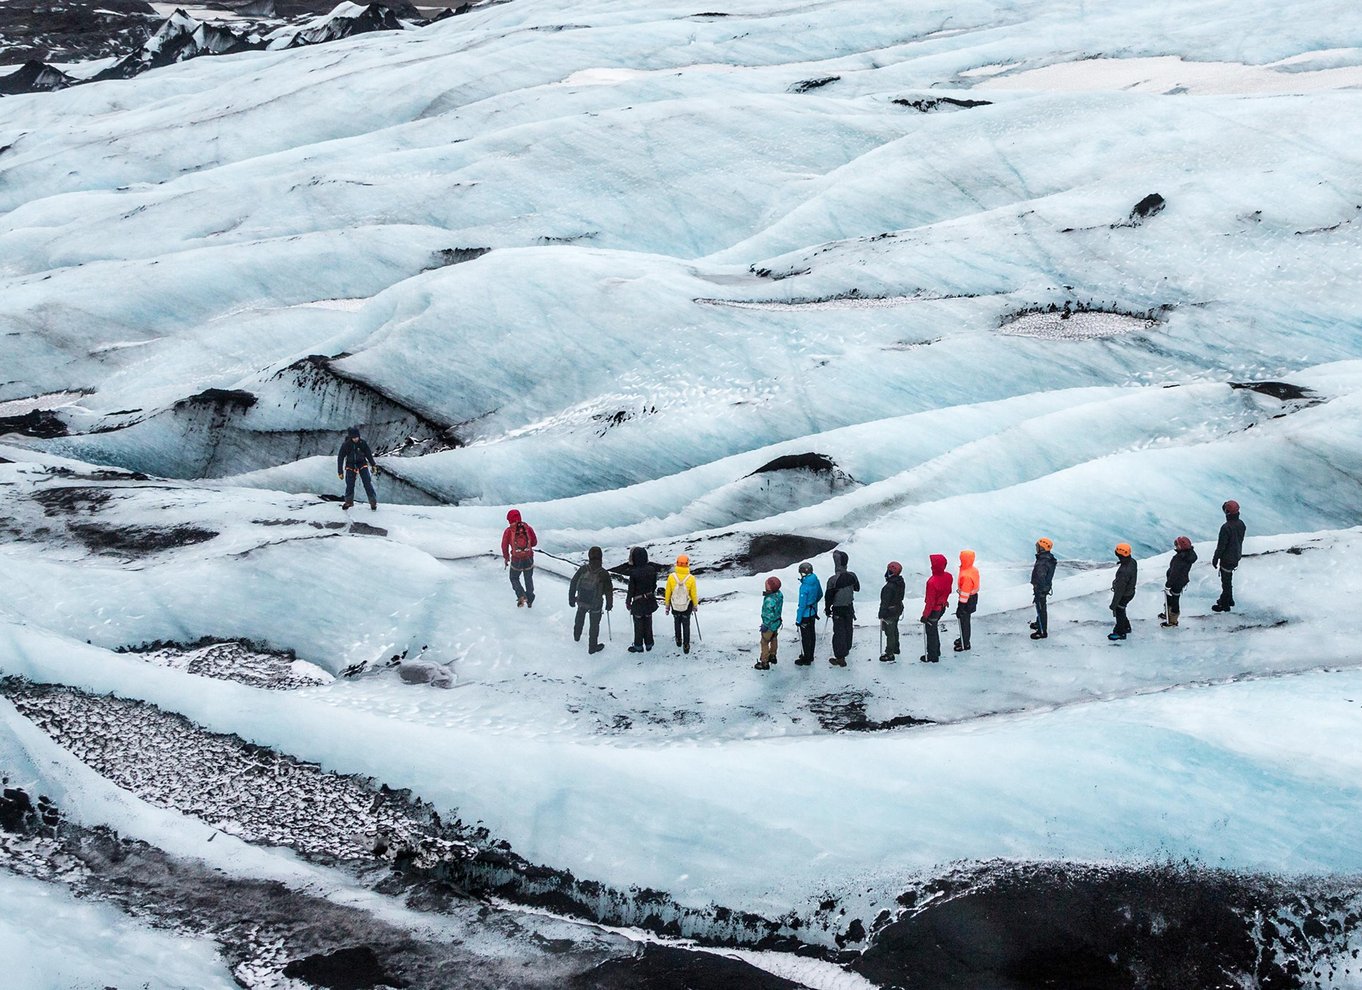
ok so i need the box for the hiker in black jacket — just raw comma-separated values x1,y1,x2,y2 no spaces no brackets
336,425,378,510
1030,538,1056,640
1161,536,1197,628
625,546,661,653
877,562,905,662
1211,500,1247,612
1108,543,1137,641
569,546,614,654
824,550,860,667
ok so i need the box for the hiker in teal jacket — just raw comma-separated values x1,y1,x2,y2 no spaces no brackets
756,576,784,670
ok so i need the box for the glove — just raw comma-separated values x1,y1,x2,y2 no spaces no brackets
569,598,576,608
337,473,343,479
372,466,380,475
606,604,613,612
1211,560,1219,568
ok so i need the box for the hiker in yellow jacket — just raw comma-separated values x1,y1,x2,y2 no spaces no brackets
664,555,700,654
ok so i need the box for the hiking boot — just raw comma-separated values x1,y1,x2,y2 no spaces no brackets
878,653,895,662
1030,630,1047,640
1108,632,1127,641
768,655,777,664
1212,603,1231,612
794,656,812,666
1157,613,1167,621
919,655,938,663
645,643,653,651
754,661,770,670
589,643,606,655
628,644,644,653
676,638,683,647
829,657,847,667
516,596,526,608
369,501,377,511
574,633,582,643
341,500,354,510
1160,620,1176,628
1029,621,1038,630
683,644,690,655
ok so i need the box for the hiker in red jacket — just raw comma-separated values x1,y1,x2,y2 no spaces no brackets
919,553,952,663
501,509,538,607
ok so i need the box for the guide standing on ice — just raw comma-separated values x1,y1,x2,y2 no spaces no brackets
755,577,783,670
794,562,822,666
664,555,699,654
501,509,538,608
877,562,905,662
1161,536,1197,627
1212,500,1246,613
824,551,859,667
1108,543,1136,641
336,425,378,511
568,546,613,654
1030,538,1056,640
919,554,952,663
625,546,661,653
954,550,979,653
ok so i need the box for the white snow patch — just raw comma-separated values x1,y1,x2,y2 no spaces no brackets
0,391,86,416
698,294,923,312
975,55,1362,95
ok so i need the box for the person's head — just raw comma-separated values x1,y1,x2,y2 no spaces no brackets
1036,538,1053,553
347,424,362,439
506,509,522,524
960,549,975,568
886,561,902,577
588,546,603,564
630,546,648,566
764,576,781,593
1222,499,1240,516
676,554,690,568
1115,543,1132,558
798,561,814,576
1174,536,1193,552
832,550,849,571
929,553,947,574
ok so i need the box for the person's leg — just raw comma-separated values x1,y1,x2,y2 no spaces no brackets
642,614,654,649
760,630,774,663
523,566,535,606
679,612,691,651
359,468,376,505
574,606,586,642
1220,566,1235,608
1168,592,1180,624
510,568,526,603
588,610,602,650
884,619,899,657
958,604,972,649
674,611,684,647
925,612,941,660
343,471,356,506
631,615,645,650
800,617,815,662
1035,594,1048,636
832,612,851,660
1121,606,1133,635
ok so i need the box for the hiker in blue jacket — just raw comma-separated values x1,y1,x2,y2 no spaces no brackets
793,562,822,666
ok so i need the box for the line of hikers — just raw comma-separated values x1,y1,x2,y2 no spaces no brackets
499,500,1248,667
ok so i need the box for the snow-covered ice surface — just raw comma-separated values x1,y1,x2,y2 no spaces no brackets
2,0,1362,985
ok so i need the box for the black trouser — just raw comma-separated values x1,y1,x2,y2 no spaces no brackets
574,607,602,648
509,564,535,603
1033,592,1048,635
344,466,376,504
673,610,691,648
632,613,654,649
799,616,817,659
1218,566,1236,607
831,608,854,660
923,607,944,660
956,594,977,648
882,619,900,657
1165,591,1181,621
1111,603,1132,636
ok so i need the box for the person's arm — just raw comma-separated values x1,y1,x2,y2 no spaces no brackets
663,575,675,612
605,572,614,611
337,440,347,477
1213,523,1228,568
688,576,699,609
362,440,377,470
568,567,582,607
500,528,511,565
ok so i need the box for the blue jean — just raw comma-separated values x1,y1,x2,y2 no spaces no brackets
344,467,376,504
510,564,535,603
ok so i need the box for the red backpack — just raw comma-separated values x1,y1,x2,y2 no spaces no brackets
509,522,534,564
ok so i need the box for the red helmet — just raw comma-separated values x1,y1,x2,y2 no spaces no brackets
1174,536,1192,551
1222,499,1239,514
886,561,902,576
764,576,781,593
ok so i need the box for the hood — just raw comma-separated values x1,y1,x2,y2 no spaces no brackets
588,546,603,565
831,550,848,572
506,509,522,524
630,546,649,566
960,549,975,569
346,427,361,439
929,553,948,575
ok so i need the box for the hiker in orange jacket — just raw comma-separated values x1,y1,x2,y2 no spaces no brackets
954,550,979,652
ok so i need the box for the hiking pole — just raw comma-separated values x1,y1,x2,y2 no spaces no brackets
879,622,884,661
606,610,613,641
694,609,703,642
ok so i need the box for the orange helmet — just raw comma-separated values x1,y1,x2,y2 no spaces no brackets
1036,538,1053,552
676,554,690,567
1115,543,1132,557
